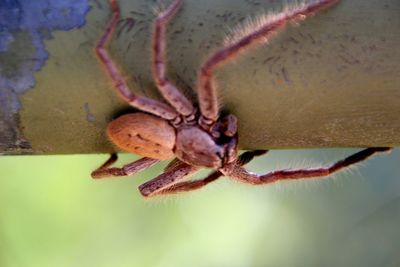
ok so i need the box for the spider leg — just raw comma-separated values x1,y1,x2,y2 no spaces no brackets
152,0,195,117
155,170,222,195
96,0,178,120
91,153,160,179
222,147,392,185
196,0,339,125
155,150,269,195
138,161,200,197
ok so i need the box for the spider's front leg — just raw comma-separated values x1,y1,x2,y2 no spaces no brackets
221,148,392,185
196,0,340,126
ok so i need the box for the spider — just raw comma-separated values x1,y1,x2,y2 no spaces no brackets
92,0,391,197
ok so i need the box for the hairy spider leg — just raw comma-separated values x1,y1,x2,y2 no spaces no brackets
138,161,200,197
152,0,195,117
96,0,178,120
91,154,160,178
196,0,339,125
222,147,392,185
156,170,223,195
155,150,268,195
92,145,267,197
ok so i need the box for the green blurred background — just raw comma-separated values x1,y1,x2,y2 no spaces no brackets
0,149,399,267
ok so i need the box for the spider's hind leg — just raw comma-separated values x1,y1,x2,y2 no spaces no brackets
152,0,195,117
96,0,178,120
92,154,160,178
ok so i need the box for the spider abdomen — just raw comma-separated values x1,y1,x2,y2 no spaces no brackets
107,113,176,160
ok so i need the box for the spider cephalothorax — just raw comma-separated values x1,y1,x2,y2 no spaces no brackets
92,0,391,197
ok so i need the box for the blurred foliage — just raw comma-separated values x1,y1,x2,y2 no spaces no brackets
0,149,399,267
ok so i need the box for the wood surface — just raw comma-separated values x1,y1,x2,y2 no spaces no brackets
1,0,399,154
